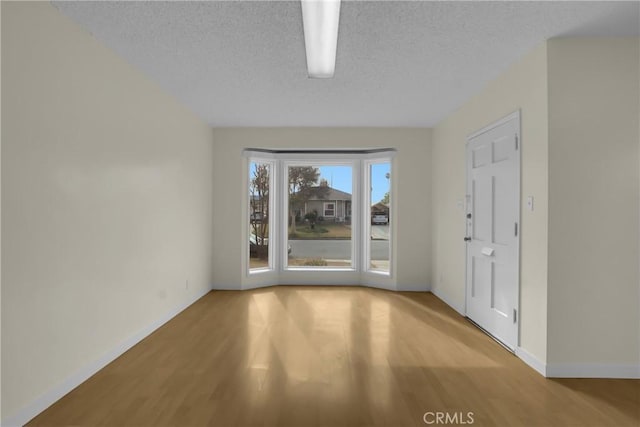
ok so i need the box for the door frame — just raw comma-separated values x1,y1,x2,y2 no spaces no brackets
464,110,522,349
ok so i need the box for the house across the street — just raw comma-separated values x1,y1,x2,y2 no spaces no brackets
297,186,352,222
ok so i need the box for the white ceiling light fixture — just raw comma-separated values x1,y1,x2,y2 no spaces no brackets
301,0,341,79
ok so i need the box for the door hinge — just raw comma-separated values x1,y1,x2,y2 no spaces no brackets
515,222,518,236
515,134,519,150
513,309,518,323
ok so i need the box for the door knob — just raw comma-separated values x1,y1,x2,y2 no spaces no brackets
464,237,471,242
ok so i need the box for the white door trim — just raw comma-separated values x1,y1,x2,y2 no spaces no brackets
464,110,521,349
467,110,521,140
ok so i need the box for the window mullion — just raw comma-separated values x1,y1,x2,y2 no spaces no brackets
353,159,362,272
278,158,287,272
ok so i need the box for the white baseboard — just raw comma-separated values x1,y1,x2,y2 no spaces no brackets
240,282,399,292
395,283,429,292
546,363,640,379
367,282,398,292
211,283,242,290
1,285,212,427
241,282,272,291
515,346,547,377
513,347,639,379
430,288,465,316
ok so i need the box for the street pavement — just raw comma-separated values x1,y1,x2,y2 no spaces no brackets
370,225,390,240
289,238,389,260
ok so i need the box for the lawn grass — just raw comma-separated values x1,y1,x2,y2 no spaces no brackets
288,258,352,267
249,258,269,269
289,223,351,239
251,257,352,268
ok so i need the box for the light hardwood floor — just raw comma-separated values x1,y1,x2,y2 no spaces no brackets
28,286,639,426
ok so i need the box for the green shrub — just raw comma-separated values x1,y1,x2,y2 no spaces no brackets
304,211,318,222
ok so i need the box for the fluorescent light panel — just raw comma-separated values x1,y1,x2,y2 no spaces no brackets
301,0,341,78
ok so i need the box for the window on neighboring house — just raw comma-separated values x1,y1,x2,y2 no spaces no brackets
323,202,335,217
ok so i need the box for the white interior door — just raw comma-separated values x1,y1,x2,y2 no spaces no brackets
465,112,520,351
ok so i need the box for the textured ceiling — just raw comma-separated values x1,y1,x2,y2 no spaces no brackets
53,1,639,127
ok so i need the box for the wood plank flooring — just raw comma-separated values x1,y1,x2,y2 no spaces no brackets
28,286,639,426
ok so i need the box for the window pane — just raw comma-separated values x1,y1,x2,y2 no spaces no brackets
249,162,270,270
287,165,352,268
370,163,390,272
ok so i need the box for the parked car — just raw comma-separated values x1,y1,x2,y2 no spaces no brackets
371,214,389,225
249,234,292,255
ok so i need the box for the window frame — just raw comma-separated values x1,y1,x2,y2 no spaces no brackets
282,157,358,271
363,159,393,276
243,150,394,278
247,157,277,275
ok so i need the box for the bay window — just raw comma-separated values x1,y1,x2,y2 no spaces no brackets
245,150,394,278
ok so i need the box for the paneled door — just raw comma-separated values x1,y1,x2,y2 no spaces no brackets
465,112,520,351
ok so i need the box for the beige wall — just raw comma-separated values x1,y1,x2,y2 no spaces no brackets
431,37,640,370
212,128,431,291
2,7,636,425
431,44,549,362
1,2,214,421
547,38,639,366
